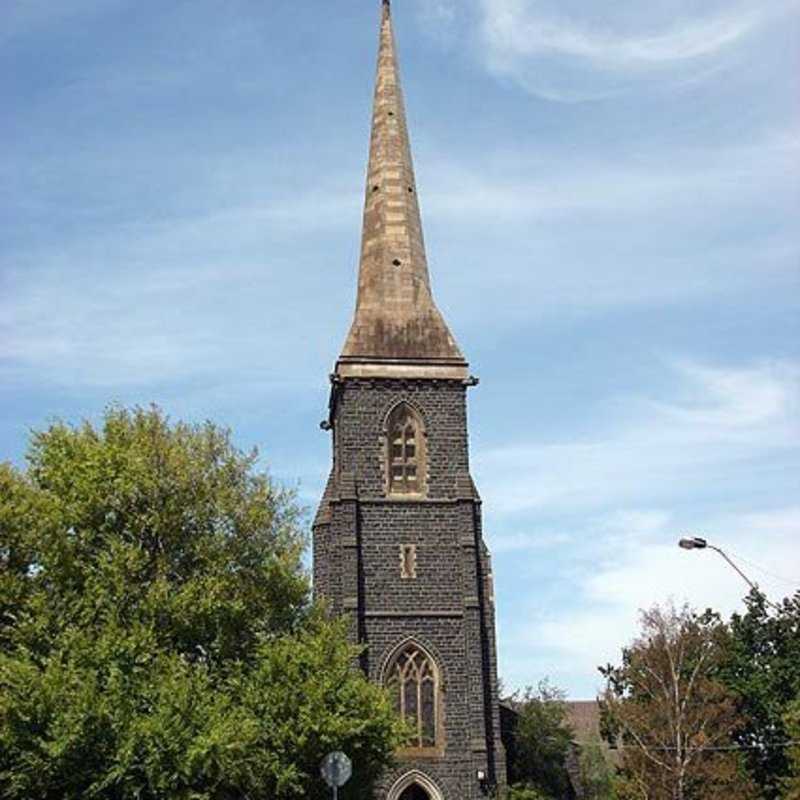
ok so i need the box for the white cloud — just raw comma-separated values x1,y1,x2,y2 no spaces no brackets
423,129,799,222
488,358,800,695
489,530,572,553
470,0,797,100
501,505,800,696
418,128,800,321
0,178,363,389
4,118,797,391
655,359,800,431
482,0,760,68
417,0,457,29
477,359,800,517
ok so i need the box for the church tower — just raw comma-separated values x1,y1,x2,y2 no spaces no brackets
313,3,506,798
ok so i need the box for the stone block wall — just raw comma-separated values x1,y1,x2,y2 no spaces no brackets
313,377,506,800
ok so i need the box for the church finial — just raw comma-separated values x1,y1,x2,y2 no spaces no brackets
337,0,466,379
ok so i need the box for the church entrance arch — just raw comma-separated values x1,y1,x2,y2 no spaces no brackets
399,786,430,800
387,771,444,800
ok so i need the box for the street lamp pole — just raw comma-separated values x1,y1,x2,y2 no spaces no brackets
678,536,781,611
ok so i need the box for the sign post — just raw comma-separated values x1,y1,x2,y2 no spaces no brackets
320,751,352,800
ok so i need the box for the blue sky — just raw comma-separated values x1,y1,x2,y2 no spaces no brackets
2,0,799,698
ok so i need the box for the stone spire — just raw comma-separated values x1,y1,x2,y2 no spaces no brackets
337,0,467,380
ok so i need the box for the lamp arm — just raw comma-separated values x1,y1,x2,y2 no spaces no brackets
708,546,781,611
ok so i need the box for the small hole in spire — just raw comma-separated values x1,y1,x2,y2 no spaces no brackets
408,187,414,193
393,259,402,267
372,185,379,192
388,111,395,117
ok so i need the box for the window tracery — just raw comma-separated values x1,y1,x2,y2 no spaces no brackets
385,643,439,749
386,403,425,495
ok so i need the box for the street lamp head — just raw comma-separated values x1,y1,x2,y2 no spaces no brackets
679,536,708,550
676,536,779,609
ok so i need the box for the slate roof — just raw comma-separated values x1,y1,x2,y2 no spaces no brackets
565,701,603,744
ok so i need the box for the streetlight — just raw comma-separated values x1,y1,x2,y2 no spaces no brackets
678,535,781,611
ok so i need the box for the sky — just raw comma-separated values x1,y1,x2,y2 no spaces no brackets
1,0,799,699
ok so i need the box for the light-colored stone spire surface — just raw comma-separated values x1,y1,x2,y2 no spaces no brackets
337,0,467,380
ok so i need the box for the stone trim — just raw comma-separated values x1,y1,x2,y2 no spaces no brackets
338,361,470,380
384,640,446,756
386,770,445,800
364,610,463,619
341,498,466,506
378,635,450,687
400,544,418,579
382,400,428,497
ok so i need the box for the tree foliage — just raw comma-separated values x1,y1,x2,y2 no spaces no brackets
784,697,800,800
577,735,617,800
0,406,403,800
505,785,553,800
601,603,756,800
506,679,575,799
720,591,800,800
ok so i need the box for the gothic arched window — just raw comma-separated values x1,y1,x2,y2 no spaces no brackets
386,643,440,749
386,403,425,496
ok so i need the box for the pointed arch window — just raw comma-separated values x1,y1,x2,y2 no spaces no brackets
386,403,426,496
386,643,440,749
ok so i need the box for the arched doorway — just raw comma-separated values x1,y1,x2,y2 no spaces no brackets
387,770,444,800
398,785,430,800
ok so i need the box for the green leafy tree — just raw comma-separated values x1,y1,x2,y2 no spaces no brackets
601,603,756,800
506,679,575,800
505,785,552,800
577,735,617,800
0,406,403,800
721,591,800,800
782,697,800,800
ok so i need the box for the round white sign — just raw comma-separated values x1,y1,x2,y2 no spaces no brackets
320,751,352,788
